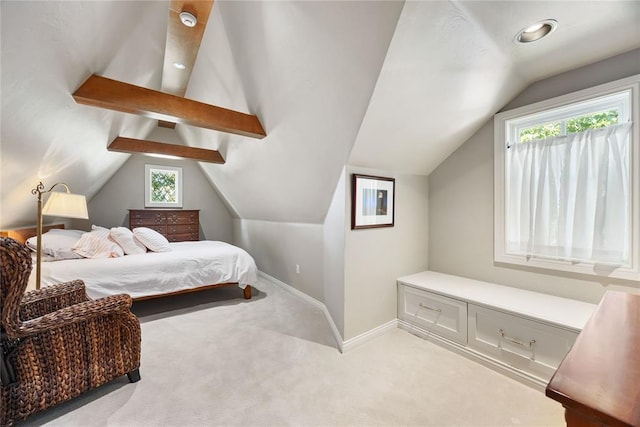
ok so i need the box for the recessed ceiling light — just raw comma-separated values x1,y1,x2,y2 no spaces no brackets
515,19,558,43
179,11,197,28
173,62,186,70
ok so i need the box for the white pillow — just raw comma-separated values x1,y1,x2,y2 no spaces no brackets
73,226,124,259
110,227,146,255
133,227,171,252
25,229,84,261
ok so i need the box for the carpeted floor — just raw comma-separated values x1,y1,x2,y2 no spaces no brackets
19,278,564,426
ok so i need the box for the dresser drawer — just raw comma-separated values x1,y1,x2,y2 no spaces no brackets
468,304,578,381
167,224,197,234
167,233,198,242
398,285,467,344
130,211,167,224
166,211,198,225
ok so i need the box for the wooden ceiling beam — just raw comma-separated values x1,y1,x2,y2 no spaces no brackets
108,136,225,164
73,74,266,139
158,120,177,129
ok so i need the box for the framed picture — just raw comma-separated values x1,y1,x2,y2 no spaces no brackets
145,164,183,208
351,174,395,229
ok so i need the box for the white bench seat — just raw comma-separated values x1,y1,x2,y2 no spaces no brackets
397,271,597,389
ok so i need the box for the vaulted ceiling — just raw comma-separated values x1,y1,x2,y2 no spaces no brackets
1,1,639,227
350,1,640,174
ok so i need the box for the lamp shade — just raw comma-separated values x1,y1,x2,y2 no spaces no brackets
42,191,89,219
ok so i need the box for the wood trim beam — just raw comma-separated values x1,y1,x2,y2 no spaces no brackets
108,136,225,164
158,120,177,129
73,74,266,139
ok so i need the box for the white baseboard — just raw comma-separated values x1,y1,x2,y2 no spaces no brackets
257,271,345,352
257,271,398,353
342,319,399,353
397,319,547,391
257,271,547,389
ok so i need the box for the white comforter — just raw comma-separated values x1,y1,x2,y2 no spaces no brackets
32,241,258,299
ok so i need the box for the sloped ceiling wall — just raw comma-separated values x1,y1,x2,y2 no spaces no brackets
349,0,640,175
1,0,403,227
1,1,170,227
2,1,639,228
179,1,404,223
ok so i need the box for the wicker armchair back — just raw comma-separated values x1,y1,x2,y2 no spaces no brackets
1,237,141,426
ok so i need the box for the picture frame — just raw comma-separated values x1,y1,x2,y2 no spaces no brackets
145,164,183,208
351,174,395,230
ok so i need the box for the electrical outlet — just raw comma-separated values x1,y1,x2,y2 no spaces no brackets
296,264,300,274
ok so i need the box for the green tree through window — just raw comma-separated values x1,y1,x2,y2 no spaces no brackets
520,122,561,142
151,170,177,203
566,110,619,133
519,109,619,142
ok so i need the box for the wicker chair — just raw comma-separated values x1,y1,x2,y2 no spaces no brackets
0,237,141,426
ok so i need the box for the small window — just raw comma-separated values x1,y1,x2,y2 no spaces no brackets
518,109,620,143
494,75,639,280
145,164,183,208
507,91,629,146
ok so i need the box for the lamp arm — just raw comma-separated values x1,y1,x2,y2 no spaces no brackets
47,183,71,193
31,182,71,197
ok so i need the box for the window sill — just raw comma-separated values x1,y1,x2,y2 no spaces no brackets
495,253,640,282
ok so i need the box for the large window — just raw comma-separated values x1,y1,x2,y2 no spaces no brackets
494,75,639,280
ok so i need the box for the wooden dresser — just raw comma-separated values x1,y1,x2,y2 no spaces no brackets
546,291,640,427
129,209,199,242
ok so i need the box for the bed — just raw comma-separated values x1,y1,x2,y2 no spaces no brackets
1,224,257,301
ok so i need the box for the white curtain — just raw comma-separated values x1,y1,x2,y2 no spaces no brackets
506,122,632,264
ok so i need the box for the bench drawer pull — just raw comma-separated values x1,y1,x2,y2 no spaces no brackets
499,329,536,349
419,303,441,313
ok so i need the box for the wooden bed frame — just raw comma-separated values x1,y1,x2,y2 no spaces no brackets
0,224,252,300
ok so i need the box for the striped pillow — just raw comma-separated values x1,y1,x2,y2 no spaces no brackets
110,227,146,255
73,226,124,259
132,227,171,252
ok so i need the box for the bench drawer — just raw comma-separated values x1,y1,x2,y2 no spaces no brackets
398,285,467,344
468,304,578,381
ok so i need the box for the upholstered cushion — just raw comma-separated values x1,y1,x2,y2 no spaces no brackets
110,227,146,255
73,226,124,258
133,227,171,252
25,229,84,261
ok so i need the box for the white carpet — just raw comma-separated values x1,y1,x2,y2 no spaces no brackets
20,278,564,426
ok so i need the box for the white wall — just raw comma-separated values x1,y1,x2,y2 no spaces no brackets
428,49,640,303
189,1,404,225
233,219,325,302
86,129,234,243
323,168,347,338
232,165,429,342
344,167,429,340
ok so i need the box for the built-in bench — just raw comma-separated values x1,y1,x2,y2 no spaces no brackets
396,271,598,390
